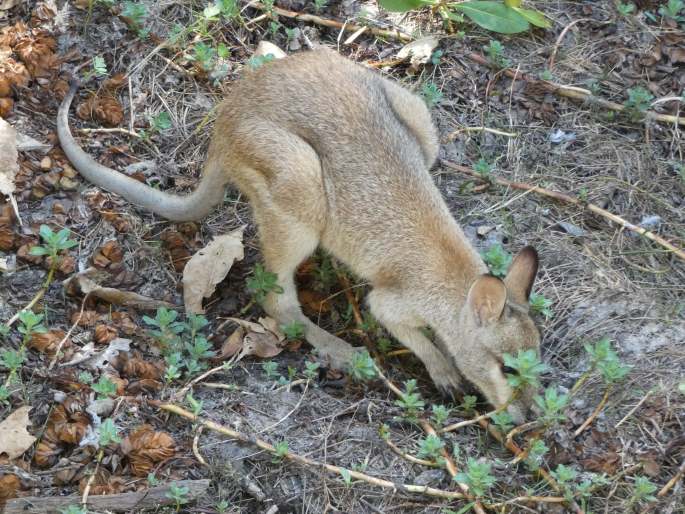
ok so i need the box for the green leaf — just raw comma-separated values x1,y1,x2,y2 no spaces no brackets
510,7,551,28
29,246,49,256
454,1,530,34
378,0,427,12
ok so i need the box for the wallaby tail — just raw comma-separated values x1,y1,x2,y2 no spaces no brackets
57,81,226,222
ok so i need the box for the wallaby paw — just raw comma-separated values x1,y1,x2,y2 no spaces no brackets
306,329,363,370
428,361,463,399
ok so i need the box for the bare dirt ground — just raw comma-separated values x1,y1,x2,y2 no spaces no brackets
1,1,684,513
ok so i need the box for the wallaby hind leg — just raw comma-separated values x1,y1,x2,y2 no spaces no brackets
254,207,360,370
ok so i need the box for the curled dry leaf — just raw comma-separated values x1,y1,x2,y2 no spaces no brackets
0,406,37,460
396,36,439,66
92,240,124,269
94,324,118,345
183,226,245,314
220,317,286,360
28,328,68,356
121,424,175,476
76,93,124,127
13,30,57,78
114,352,163,380
78,468,126,496
0,473,20,503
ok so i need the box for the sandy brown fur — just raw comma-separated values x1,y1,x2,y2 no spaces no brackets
57,49,541,419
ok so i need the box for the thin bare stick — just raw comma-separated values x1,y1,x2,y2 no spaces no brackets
548,18,590,71
78,127,141,138
4,289,46,328
440,160,685,262
192,426,208,467
444,126,517,142
258,380,309,434
658,457,685,497
488,495,566,508
48,293,90,370
616,390,653,428
466,52,685,127
175,360,234,401
573,388,611,437
440,405,507,434
249,2,413,42
384,436,439,467
158,402,466,500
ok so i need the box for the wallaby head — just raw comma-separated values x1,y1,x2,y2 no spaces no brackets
454,246,540,422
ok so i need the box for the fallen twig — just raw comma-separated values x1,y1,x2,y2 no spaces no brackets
573,387,611,437
466,52,685,127
158,402,466,500
444,126,518,142
658,456,685,497
440,405,507,434
48,293,90,370
249,1,413,42
487,495,566,508
440,160,685,262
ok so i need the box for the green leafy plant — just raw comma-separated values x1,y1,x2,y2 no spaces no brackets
431,404,451,426
30,225,78,262
92,376,118,399
629,476,658,505
59,506,88,514
395,379,425,421
186,392,204,416
78,371,94,384
417,433,445,461
0,385,10,403
121,1,149,38
261,360,279,380
215,500,231,513
147,472,160,486
281,320,305,340
0,349,25,384
584,337,631,384
623,87,654,121
421,81,443,108
349,350,377,381
486,39,510,67
150,111,172,133
247,263,283,303
454,458,496,497
490,410,515,433
166,482,190,511
247,53,276,70
551,464,577,501
503,349,546,389
273,440,289,462
313,0,328,12
533,386,568,425
659,0,685,20
303,361,320,380
482,244,512,277
379,0,550,34
529,292,553,319
523,438,548,471
473,157,493,178
98,418,121,446
461,395,478,413
617,2,635,16
191,42,216,71
217,0,239,18
339,467,352,485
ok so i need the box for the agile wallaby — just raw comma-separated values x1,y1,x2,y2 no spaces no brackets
57,49,541,421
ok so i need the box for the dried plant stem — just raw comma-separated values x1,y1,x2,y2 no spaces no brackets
466,52,685,126
658,457,685,497
444,126,518,142
440,160,685,262
4,262,57,328
158,403,466,500
249,2,413,42
573,388,611,437
48,292,90,370
81,449,103,506
487,495,566,508
440,404,508,434
384,436,439,467
192,426,208,467
78,127,141,138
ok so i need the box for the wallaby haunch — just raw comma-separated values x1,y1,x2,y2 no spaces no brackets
57,49,541,421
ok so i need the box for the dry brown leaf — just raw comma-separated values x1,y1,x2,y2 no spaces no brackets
299,289,331,315
121,425,175,476
183,226,245,314
0,117,18,197
13,31,57,78
0,473,20,502
217,326,244,360
28,328,68,355
0,406,37,460
0,97,13,117
94,324,118,345
115,354,163,380
92,240,124,268
76,93,124,127
397,36,439,66
242,330,283,359
78,468,125,495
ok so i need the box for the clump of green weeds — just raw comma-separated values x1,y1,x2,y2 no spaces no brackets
349,350,377,382
165,482,190,511
485,39,510,67
143,308,215,380
121,1,149,38
454,458,496,497
583,337,631,386
246,263,283,304
417,434,445,465
622,86,654,122
1,310,47,386
395,379,425,422
421,82,443,108
529,292,553,319
481,244,512,278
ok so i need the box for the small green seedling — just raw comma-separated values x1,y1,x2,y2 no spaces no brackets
215,500,231,514
262,360,279,380
92,376,118,399
421,82,443,108
59,506,87,514
186,392,203,416
482,244,512,278
417,433,445,461
30,225,78,261
0,349,25,384
454,458,497,497
533,386,568,425
486,39,510,68
281,320,305,340
431,404,451,426
629,476,658,505
147,472,160,486
349,350,377,382
78,371,94,384
623,87,654,121
473,157,493,178
121,1,149,38
339,467,352,486
529,292,553,319
617,2,635,16
303,361,320,380
217,0,239,18
584,337,631,384
150,111,172,133
503,348,546,390
523,438,548,471
551,464,577,501
659,0,685,20
395,379,425,421
490,411,515,433
247,263,283,303
273,440,289,462
247,54,275,70
539,68,554,81
85,56,108,79
166,482,190,511
98,418,121,446
314,0,328,13
461,395,478,414
0,385,10,403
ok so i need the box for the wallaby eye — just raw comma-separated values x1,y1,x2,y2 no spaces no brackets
501,365,517,375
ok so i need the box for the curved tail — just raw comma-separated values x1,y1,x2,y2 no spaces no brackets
57,81,226,221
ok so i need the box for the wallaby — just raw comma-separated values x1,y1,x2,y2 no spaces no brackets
57,49,541,421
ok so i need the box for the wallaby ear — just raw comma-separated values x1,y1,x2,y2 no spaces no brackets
467,275,507,327
504,246,538,304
